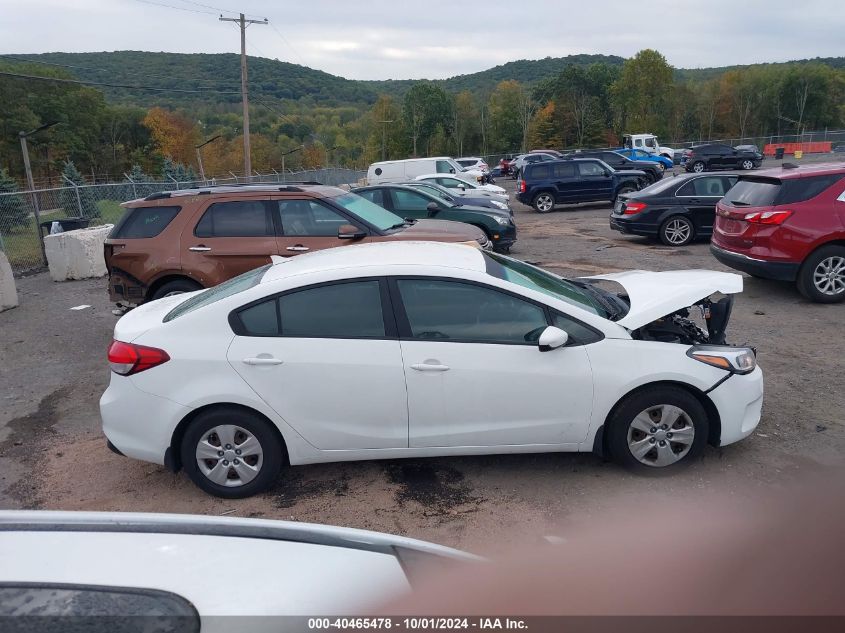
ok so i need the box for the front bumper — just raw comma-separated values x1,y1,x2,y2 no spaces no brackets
710,245,800,282
708,366,764,446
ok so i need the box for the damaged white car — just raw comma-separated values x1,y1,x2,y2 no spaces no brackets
101,242,763,498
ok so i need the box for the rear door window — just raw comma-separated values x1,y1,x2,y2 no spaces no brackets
529,165,551,180
553,163,575,178
776,175,844,204
110,206,181,239
356,189,387,207
194,201,273,237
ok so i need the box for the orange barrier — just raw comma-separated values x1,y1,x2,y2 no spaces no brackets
763,142,832,156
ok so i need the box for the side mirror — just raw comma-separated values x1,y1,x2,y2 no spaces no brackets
538,326,569,352
337,224,366,240
426,201,440,217
458,183,466,190
449,168,455,174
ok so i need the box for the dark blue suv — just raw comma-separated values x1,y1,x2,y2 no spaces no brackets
517,158,647,213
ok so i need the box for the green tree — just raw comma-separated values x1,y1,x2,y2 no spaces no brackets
488,80,525,152
126,164,148,182
59,160,99,219
452,91,479,156
611,49,675,136
0,168,29,229
402,82,449,156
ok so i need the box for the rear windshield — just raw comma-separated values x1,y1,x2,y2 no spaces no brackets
110,206,181,239
640,178,681,195
329,192,403,231
163,264,270,322
724,178,781,207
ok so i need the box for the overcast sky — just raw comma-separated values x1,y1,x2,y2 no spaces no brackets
1,0,843,80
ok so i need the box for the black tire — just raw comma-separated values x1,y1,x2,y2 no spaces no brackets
607,386,709,474
659,215,695,247
532,192,555,214
796,245,845,303
181,407,284,498
613,185,637,205
691,161,706,173
150,278,203,301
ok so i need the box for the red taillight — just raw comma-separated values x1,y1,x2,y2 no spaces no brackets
108,340,170,376
623,201,647,215
687,151,695,157
518,180,526,193
743,210,793,225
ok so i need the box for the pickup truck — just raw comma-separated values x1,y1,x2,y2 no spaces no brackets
622,134,675,162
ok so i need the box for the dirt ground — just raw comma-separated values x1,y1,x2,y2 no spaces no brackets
2,169,844,556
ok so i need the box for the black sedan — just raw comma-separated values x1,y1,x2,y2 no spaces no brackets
609,173,738,246
682,144,763,173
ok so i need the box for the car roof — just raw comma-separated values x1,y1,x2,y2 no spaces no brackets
128,183,344,205
748,162,845,180
262,241,488,284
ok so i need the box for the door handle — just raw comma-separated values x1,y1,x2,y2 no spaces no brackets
411,361,450,372
189,246,212,252
243,357,284,366
286,245,310,252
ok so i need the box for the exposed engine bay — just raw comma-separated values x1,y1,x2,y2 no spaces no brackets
632,295,734,346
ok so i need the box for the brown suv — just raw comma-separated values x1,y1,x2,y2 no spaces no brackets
105,183,489,304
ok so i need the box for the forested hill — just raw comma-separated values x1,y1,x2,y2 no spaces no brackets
7,51,845,109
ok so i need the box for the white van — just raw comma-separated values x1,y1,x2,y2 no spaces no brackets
367,157,482,185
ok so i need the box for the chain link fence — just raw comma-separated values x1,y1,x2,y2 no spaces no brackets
0,168,366,276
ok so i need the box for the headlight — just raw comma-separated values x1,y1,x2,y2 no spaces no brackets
491,200,508,210
494,216,511,225
687,346,756,374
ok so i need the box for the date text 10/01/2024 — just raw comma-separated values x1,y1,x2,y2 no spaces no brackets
307,618,529,630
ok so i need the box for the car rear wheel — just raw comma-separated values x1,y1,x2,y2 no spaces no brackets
659,216,695,246
741,159,755,170
657,162,666,173
181,407,284,498
691,161,706,173
532,193,555,213
797,245,845,303
151,278,203,301
607,386,708,474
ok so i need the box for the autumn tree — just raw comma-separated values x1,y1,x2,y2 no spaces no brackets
142,107,198,166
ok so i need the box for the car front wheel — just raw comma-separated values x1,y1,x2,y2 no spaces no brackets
607,386,708,473
796,245,845,303
181,407,284,498
532,192,555,213
691,161,706,173
741,159,754,170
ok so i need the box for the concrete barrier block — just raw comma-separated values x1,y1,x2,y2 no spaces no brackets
44,224,114,282
0,251,18,311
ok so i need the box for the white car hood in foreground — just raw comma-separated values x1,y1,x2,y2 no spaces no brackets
583,269,743,330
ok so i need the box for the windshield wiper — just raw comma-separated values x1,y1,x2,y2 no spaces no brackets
571,280,625,321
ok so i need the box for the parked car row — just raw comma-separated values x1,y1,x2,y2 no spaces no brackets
611,163,845,303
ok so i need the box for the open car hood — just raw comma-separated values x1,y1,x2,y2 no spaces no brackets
582,269,743,330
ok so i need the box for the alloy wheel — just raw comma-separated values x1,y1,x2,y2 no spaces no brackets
663,218,692,245
627,405,695,467
534,194,554,213
741,160,754,170
813,255,845,296
195,424,264,487
692,162,705,173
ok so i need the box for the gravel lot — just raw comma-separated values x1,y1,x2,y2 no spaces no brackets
2,160,844,555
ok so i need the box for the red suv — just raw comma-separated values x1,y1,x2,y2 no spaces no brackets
711,164,845,303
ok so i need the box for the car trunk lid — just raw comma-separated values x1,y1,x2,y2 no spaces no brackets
113,291,202,343
582,269,743,330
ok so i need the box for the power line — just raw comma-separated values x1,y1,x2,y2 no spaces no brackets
268,21,308,67
132,0,218,15
0,70,242,94
175,0,265,19
0,54,240,87
252,96,298,126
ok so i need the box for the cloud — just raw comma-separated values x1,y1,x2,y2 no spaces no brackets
0,0,843,80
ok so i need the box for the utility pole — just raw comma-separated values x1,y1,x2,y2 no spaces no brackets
378,120,393,161
19,121,59,266
195,134,222,182
219,13,267,182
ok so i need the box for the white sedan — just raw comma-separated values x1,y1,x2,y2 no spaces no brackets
101,242,763,498
413,173,508,200
0,511,474,623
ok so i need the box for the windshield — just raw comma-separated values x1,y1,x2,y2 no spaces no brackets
725,178,781,207
484,252,610,318
331,192,404,231
163,264,270,322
